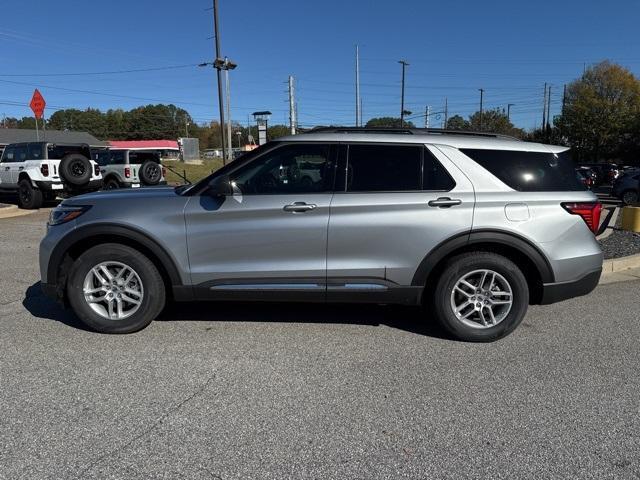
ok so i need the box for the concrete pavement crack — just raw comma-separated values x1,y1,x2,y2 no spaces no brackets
74,373,217,479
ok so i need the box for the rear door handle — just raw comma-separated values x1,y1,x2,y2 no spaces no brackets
18,167,24,171
428,197,462,208
4,167,9,171
283,202,317,213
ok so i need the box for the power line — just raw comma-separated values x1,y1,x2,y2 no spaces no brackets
0,64,201,78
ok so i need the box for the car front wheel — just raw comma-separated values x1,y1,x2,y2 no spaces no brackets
67,243,166,333
431,252,529,342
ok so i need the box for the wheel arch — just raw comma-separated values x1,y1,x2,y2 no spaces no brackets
48,224,186,302
412,230,554,305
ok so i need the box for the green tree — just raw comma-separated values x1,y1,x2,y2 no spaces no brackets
445,115,469,130
365,117,416,128
556,61,640,161
468,108,525,137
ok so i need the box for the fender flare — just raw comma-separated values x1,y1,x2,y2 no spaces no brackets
411,229,554,286
47,223,183,287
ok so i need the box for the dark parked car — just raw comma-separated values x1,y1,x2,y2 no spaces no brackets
579,163,619,185
612,170,640,204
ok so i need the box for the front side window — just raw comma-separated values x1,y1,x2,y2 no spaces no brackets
14,145,28,162
346,144,421,192
230,143,333,194
1,146,16,162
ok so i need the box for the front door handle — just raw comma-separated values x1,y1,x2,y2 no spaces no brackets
283,202,317,213
428,197,462,208
18,167,24,171
4,167,9,171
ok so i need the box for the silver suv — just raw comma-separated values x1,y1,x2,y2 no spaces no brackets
40,128,603,341
94,148,165,189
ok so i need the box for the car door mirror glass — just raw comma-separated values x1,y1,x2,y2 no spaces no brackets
207,175,233,197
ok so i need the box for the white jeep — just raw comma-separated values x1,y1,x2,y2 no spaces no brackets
93,148,166,190
0,142,103,209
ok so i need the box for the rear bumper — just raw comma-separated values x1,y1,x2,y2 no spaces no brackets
36,179,103,191
539,268,601,305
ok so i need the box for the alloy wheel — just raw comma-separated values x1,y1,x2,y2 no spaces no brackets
450,269,513,329
82,261,144,320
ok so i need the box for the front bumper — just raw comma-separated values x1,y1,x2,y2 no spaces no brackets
539,268,602,305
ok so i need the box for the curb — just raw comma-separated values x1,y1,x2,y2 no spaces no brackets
0,205,38,219
601,253,640,278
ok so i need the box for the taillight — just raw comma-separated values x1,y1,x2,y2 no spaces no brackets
562,202,602,235
94,164,100,176
40,164,49,177
124,167,131,178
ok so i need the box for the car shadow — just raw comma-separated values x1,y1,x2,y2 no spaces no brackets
23,282,450,339
0,193,60,208
22,282,92,331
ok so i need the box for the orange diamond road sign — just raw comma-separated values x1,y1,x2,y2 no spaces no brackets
29,89,46,119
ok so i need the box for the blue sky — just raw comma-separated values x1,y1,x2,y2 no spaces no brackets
1,0,639,132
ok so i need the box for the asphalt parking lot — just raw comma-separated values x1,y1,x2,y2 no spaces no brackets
1,209,639,479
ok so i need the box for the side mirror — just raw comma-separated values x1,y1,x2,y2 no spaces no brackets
207,175,233,197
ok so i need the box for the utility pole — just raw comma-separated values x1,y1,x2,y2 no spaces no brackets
507,103,514,121
185,118,189,137
478,88,484,131
288,75,296,135
355,45,361,127
211,0,226,165
542,82,547,130
562,84,567,115
223,59,235,162
398,60,409,127
424,105,431,128
443,98,448,128
546,85,552,131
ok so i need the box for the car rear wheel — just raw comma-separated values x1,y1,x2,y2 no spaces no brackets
67,243,166,333
431,252,529,342
104,177,121,190
17,179,43,209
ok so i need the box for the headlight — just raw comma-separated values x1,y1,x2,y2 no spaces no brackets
48,205,91,226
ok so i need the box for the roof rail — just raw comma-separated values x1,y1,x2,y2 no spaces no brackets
306,126,521,141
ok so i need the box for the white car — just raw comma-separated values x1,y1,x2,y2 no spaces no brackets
93,149,166,189
0,142,102,209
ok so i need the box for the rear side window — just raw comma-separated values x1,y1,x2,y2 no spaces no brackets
47,144,91,160
345,144,454,192
461,149,584,192
347,144,421,191
28,143,43,159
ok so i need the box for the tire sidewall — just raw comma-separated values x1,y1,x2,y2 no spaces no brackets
17,179,43,209
60,154,92,186
140,161,161,185
67,244,165,333
622,190,638,205
434,254,529,342
104,177,120,190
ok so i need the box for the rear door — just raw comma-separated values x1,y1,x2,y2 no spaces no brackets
326,143,475,293
184,142,337,296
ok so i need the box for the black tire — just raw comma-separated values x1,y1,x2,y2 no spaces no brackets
104,177,121,190
622,190,639,205
431,252,529,342
139,161,161,186
67,243,166,333
17,178,43,209
59,154,92,186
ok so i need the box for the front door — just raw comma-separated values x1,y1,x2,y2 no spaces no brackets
326,143,475,298
184,142,336,299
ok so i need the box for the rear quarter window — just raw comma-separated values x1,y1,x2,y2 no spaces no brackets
460,149,585,192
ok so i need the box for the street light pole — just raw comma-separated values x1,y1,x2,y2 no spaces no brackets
507,103,515,121
399,60,409,127
212,0,227,165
